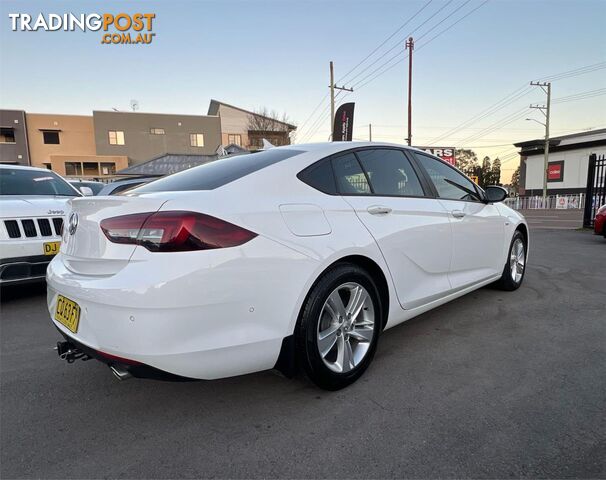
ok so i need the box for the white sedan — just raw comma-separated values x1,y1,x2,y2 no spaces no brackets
47,143,528,390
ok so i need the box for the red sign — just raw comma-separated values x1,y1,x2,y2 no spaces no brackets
547,161,564,182
417,147,456,166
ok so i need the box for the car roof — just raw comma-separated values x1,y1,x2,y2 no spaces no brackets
0,164,53,172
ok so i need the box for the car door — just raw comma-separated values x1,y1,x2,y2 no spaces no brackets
412,152,505,290
333,148,453,310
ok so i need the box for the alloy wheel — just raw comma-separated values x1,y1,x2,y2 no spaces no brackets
316,282,375,373
510,238,525,283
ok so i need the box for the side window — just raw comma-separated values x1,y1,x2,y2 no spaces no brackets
414,153,481,202
332,153,371,195
297,158,337,194
356,149,425,197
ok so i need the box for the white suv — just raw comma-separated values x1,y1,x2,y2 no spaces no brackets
0,164,81,285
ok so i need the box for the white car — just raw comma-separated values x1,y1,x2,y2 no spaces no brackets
47,143,528,389
0,165,81,285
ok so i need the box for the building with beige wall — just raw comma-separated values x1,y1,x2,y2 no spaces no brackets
25,113,128,177
207,100,296,150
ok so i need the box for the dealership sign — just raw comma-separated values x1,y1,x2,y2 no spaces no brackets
416,147,456,166
547,161,564,182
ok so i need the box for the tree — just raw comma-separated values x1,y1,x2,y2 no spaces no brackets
510,165,521,193
247,107,294,133
491,157,501,186
480,156,492,188
454,149,479,175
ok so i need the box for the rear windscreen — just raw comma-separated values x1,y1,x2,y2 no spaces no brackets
133,149,306,193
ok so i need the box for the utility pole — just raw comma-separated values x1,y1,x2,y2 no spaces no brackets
530,81,552,201
369,123,372,141
329,61,354,139
406,37,414,146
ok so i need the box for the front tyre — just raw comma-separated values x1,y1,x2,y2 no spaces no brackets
495,230,527,291
296,264,382,390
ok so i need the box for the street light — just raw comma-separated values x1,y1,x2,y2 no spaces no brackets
526,118,545,127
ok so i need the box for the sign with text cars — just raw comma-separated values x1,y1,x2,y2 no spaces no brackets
416,147,456,166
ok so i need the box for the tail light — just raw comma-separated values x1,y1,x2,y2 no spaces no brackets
100,211,257,252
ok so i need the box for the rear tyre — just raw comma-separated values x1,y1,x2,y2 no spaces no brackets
494,230,527,291
296,263,382,390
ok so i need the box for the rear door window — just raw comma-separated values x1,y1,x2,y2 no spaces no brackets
135,149,306,192
356,149,425,197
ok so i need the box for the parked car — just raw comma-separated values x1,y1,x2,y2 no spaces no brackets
48,143,528,389
594,204,606,237
0,165,81,285
69,180,104,196
97,176,158,196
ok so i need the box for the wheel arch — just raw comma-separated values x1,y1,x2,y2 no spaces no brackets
273,253,391,378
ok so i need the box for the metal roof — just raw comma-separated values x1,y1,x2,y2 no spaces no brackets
117,153,218,176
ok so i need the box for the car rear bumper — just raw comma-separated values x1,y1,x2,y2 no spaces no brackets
0,254,53,284
46,236,319,380
594,213,605,235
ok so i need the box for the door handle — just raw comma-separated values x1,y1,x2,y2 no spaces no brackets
367,205,392,215
451,210,466,219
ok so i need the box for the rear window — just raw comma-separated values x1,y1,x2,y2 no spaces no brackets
134,149,305,193
0,168,78,196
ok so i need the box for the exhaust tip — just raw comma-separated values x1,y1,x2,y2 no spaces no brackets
110,365,132,381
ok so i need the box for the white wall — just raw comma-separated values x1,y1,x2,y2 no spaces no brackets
524,145,606,190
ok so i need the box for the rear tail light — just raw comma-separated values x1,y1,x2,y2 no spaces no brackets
100,211,257,252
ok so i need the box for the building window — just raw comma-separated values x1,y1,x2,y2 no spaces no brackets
65,162,83,176
0,127,16,144
108,130,125,145
150,128,165,135
100,162,116,175
83,162,99,176
42,131,60,144
190,133,205,147
228,134,242,146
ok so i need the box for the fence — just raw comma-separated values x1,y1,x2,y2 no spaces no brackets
583,154,606,228
503,194,586,210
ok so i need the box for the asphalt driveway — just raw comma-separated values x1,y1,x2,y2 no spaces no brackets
1,229,605,479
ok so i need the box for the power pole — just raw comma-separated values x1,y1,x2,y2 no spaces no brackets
530,81,552,201
369,123,372,141
330,61,335,137
329,61,354,139
406,37,414,146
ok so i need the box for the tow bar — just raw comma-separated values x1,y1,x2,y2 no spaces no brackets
55,341,91,363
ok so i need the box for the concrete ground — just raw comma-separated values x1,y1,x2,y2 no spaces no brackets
519,209,584,229
1,229,605,479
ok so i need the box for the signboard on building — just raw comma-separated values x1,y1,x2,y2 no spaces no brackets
416,147,456,166
547,160,565,182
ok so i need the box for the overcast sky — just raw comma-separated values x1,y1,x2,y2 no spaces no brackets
1,0,605,180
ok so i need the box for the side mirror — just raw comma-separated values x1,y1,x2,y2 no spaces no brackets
79,186,94,196
484,185,508,203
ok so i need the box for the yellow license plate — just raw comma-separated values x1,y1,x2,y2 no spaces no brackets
55,295,81,333
44,241,60,256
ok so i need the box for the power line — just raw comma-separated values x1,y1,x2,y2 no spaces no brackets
353,0,490,92
428,85,533,144
345,0,456,86
428,62,606,145
337,0,435,84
